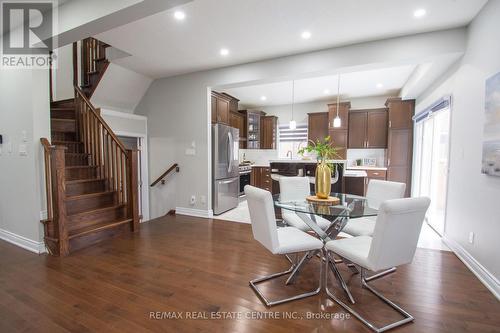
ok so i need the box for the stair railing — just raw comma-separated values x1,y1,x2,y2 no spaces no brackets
75,86,139,231
150,164,180,187
40,138,69,255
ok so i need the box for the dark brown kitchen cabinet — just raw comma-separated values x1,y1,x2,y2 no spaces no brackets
211,91,231,125
239,110,265,149
345,169,387,196
367,110,388,148
348,111,367,148
348,109,388,148
251,166,272,192
229,111,245,148
261,116,277,149
328,102,350,159
308,112,329,143
385,98,414,197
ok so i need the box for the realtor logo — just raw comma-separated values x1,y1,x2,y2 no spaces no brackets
1,1,56,68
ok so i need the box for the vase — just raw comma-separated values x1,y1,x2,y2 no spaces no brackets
315,159,331,199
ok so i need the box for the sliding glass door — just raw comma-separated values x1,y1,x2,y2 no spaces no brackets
413,106,450,236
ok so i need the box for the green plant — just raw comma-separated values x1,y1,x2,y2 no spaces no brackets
297,136,341,163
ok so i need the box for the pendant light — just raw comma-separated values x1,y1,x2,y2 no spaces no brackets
289,80,296,129
333,74,342,128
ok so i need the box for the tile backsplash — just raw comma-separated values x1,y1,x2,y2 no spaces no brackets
239,149,278,165
346,149,386,167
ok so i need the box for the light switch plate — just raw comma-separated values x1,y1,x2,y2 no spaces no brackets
185,148,195,156
19,144,27,156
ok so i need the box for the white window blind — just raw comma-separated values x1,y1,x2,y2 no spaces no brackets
278,124,308,142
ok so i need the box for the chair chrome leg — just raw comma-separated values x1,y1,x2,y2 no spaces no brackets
325,259,414,333
285,250,319,285
249,254,322,307
364,267,396,282
326,252,355,304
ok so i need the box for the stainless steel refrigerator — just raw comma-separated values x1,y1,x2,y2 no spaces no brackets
212,123,240,215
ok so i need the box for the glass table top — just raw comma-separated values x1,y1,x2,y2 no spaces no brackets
273,193,379,219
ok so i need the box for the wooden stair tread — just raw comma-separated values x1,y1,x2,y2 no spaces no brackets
65,152,90,156
65,190,115,201
51,107,75,111
65,165,99,169
53,140,82,145
66,177,104,184
67,204,126,218
93,57,106,62
87,70,99,75
51,118,75,122
68,219,131,239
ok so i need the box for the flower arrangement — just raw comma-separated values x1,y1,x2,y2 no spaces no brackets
298,136,340,163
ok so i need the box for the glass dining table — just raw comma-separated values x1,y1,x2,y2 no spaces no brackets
273,192,379,304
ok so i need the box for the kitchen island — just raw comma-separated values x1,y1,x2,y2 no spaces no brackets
269,159,347,194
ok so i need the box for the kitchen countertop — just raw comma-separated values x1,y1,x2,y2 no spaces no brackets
346,165,388,171
269,159,347,164
251,164,270,168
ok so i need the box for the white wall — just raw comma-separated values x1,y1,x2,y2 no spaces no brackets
135,28,467,217
415,0,500,296
92,63,152,113
53,44,75,101
0,68,50,252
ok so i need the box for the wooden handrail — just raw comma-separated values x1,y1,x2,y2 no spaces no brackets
40,138,55,223
151,164,179,187
75,86,127,153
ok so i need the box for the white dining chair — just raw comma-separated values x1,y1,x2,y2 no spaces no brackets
325,197,430,333
343,179,406,237
279,176,331,231
244,185,324,306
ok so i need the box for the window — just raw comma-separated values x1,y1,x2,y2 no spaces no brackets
278,123,308,159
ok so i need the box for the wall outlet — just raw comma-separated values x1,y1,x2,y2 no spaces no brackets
190,195,196,205
200,195,206,205
185,148,196,156
468,232,474,244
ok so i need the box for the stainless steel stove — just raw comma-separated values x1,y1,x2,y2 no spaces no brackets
238,164,252,195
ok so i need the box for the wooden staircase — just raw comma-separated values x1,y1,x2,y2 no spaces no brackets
41,38,139,256
80,37,110,98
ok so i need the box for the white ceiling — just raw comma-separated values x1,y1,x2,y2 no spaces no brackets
222,65,416,107
96,0,486,78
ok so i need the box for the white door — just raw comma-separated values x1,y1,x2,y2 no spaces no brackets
413,107,450,236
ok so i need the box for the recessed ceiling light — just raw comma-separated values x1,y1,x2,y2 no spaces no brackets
376,83,384,89
301,31,311,39
220,48,229,56
323,89,331,95
174,10,186,21
260,96,267,101
413,8,426,18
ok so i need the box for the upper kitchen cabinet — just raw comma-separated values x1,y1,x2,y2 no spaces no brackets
308,112,329,143
211,91,231,125
328,102,351,159
348,109,388,148
239,110,265,149
229,111,246,148
261,116,277,149
385,98,415,197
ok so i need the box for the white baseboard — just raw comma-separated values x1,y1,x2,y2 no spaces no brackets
175,207,213,219
443,236,499,300
0,228,46,254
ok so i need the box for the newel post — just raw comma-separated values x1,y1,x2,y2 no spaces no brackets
50,146,69,256
127,149,140,232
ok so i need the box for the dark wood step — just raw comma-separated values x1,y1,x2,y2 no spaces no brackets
65,153,90,167
51,98,75,109
68,219,131,253
68,204,127,230
53,141,83,153
65,165,98,181
52,131,76,142
51,108,75,120
65,191,117,215
69,219,131,239
66,177,106,196
51,119,76,133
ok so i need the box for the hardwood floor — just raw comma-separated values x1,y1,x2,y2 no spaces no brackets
1,215,499,333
